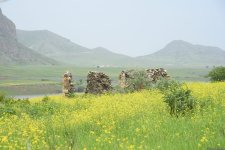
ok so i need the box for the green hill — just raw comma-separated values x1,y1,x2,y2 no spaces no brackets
17,29,225,68
0,39,58,65
137,40,225,67
17,30,139,67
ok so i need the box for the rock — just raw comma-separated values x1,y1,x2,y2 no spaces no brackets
85,71,112,94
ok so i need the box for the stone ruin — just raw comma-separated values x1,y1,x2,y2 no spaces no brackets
119,68,170,88
146,68,170,82
62,71,75,96
119,70,135,88
85,71,112,94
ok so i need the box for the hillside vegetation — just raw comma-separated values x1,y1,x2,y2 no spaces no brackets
0,82,224,149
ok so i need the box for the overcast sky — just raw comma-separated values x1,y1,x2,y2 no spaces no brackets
1,0,225,56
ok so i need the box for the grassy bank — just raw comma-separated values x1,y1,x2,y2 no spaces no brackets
0,82,224,149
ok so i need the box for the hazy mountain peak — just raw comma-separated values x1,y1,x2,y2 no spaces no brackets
168,40,190,45
164,40,193,50
93,46,107,50
92,47,111,53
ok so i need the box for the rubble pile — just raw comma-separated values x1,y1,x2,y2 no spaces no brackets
85,71,112,94
62,72,75,96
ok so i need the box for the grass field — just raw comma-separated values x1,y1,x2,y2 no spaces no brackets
0,65,211,96
0,82,224,149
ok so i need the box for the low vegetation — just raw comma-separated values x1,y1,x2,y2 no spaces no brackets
207,66,225,82
0,82,225,149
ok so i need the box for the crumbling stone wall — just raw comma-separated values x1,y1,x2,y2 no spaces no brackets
62,71,74,96
146,68,170,82
85,71,112,94
119,68,170,88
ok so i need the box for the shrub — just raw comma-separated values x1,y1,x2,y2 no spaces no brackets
124,70,152,92
157,80,196,117
155,78,180,92
207,66,225,81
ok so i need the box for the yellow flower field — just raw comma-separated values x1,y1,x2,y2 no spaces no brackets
0,82,225,149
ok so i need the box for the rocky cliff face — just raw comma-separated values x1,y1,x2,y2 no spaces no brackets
0,8,17,51
0,8,16,40
0,8,57,65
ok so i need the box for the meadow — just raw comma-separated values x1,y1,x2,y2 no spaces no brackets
0,65,210,96
0,82,225,149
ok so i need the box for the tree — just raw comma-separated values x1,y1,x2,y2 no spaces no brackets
207,66,225,81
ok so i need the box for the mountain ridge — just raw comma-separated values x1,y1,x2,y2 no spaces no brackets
17,29,140,67
137,40,225,67
17,28,225,67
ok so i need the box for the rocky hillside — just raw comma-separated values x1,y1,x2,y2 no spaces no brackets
0,8,57,65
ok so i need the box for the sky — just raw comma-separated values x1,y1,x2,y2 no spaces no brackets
0,0,225,56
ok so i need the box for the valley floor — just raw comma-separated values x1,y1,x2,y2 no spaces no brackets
0,65,210,96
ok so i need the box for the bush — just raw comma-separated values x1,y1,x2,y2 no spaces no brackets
156,80,196,117
124,70,152,92
207,66,225,81
155,78,180,92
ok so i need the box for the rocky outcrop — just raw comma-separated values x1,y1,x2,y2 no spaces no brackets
0,8,17,51
0,8,16,40
0,8,57,65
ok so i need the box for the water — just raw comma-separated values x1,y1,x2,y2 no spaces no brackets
13,94,61,99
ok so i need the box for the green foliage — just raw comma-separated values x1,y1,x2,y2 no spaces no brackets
156,80,196,116
0,92,30,116
0,93,61,118
155,78,180,92
42,96,50,103
124,70,152,92
67,92,76,98
207,66,225,81
27,101,60,118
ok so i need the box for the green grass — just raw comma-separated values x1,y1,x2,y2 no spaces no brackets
0,65,210,95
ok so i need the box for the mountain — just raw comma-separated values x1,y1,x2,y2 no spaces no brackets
0,8,57,65
17,30,139,67
16,28,225,68
137,40,225,67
